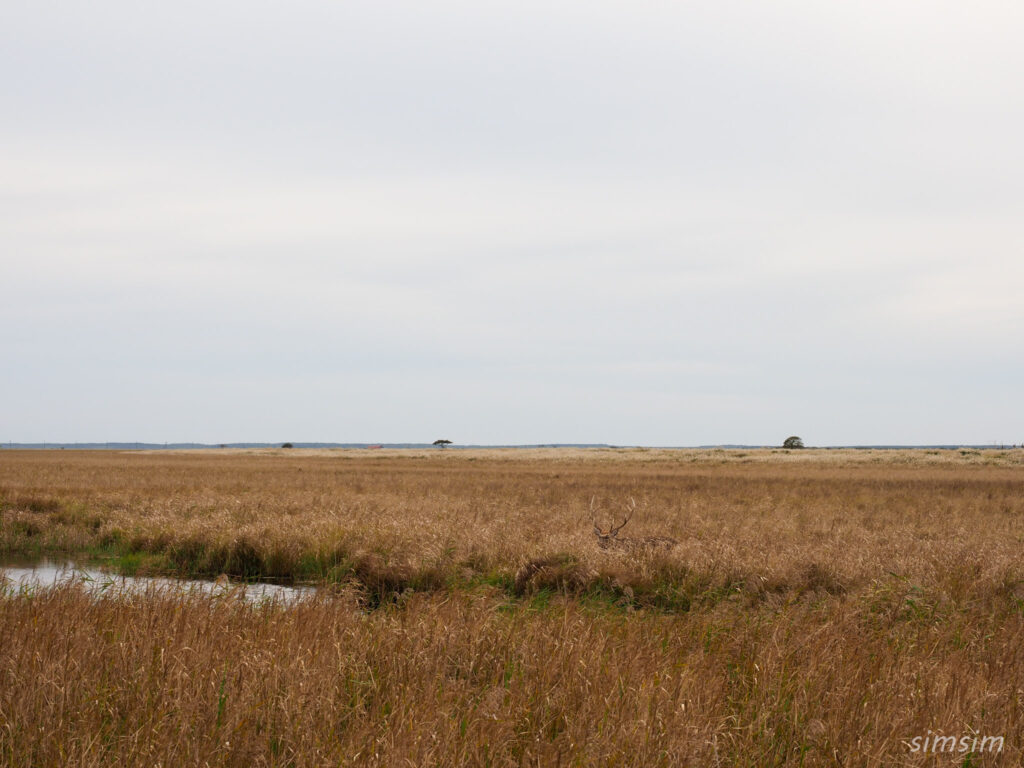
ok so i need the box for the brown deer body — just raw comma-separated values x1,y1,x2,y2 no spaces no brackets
591,498,678,552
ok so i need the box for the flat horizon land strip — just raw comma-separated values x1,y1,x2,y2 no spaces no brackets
2,448,1024,765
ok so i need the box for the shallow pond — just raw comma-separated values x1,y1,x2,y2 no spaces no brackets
0,556,317,603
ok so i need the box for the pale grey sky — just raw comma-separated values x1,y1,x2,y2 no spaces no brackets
2,1,1022,445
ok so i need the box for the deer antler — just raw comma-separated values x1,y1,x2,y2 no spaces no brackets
610,497,636,535
590,496,602,534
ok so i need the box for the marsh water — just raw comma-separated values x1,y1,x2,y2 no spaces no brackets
0,555,316,603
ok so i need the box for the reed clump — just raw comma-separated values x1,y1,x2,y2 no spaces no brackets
1,581,1023,766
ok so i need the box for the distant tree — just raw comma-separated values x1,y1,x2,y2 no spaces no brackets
782,436,805,449
432,439,453,448
281,442,294,449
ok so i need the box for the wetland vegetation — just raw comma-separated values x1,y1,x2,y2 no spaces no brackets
2,447,1023,765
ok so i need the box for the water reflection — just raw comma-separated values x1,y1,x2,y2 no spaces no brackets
0,557,317,603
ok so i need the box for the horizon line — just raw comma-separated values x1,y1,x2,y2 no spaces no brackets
2,442,1020,451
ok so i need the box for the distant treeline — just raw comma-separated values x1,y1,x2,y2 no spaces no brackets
0,443,1018,451
0,442,614,451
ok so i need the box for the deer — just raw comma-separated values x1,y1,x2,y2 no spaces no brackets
590,497,678,552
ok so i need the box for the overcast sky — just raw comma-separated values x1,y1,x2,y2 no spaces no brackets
2,1,1022,446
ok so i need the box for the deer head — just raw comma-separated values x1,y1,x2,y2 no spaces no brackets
591,497,636,549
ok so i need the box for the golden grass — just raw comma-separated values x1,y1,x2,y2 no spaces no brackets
2,448,1024,765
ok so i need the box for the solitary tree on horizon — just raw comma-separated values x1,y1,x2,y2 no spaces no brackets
432,439,453,448
783,436,805,449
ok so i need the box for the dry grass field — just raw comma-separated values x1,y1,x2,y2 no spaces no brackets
2,447,1024,766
